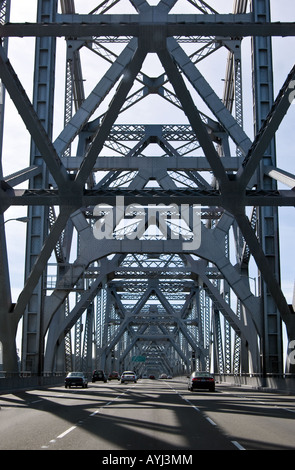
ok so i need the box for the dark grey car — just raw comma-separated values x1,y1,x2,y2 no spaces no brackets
65,372,88,388
188,371,215,392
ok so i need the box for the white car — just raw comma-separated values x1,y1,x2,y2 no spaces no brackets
121,371,137,383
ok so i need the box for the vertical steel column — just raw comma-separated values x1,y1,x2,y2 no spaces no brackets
21,0,57,374
81,304,94,373
213,309,224,374
251,0,283,373
0,0,10,159
95,285,107,369
0,0,16,373
100,284,111,371
74,317,82,370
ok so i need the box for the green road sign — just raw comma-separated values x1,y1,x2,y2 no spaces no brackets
132,355,146,362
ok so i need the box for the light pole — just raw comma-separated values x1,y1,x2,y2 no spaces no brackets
241,274,257,297
4,217,30,224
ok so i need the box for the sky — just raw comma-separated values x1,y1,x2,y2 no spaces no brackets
1,0,295,315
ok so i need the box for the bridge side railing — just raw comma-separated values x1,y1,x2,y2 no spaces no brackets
0,372,65,391
216,373,295,393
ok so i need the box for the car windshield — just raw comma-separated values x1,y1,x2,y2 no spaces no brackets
67,372,83,377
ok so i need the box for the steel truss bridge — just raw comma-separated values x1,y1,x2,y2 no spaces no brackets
0,0,295,378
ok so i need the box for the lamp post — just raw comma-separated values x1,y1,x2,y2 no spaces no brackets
0,215,30,373
4,217,30,224
241,274,257,297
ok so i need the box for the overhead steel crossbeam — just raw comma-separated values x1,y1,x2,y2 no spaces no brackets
3,187,294,207
1,13,295,38
0,0,294,377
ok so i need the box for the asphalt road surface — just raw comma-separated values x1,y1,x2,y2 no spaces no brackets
0,378,294,451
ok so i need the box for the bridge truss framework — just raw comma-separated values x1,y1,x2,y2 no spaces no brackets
0,0,295,377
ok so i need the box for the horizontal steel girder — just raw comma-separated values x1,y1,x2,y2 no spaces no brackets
1,14,295,38
3,187,295,207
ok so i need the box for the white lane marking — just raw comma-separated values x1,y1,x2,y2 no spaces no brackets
41,385,129,448
221,389,295,415
206,417,217,426
169,384,247,450
57,426,77,439
283,408,295,413
232,440,246,450
183,397,191,403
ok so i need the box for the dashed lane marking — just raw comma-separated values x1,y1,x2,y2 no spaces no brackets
232,440,246,450
167,382,246,450
40,385,135,449
57,426,77,439
206,417,217,426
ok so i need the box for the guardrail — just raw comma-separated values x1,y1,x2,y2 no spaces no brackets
216,373,295,393
0,372,65,391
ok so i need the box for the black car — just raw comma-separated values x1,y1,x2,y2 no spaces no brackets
188,371,215,392
65,372,88,388
92,369,107,383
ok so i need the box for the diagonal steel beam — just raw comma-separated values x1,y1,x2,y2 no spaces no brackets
0,46,68,188
238,63,295,188
54,38,138,157
234,212,292,327
129,0,150,12
167,37,252,156
75,40,147,186
12,207,73,322
158,45,229,187
3,165,42,187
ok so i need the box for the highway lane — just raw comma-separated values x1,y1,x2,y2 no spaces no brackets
0,378,294,450
192,385,295,450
